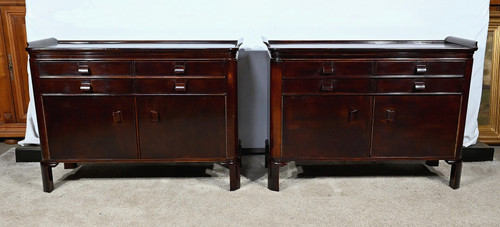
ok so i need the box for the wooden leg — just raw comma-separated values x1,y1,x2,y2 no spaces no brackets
64,163,78,169
264,139,269,168
222,159,240,191
40,161,58,193
425,160,439,166
268,160,284,191
449,159,463,189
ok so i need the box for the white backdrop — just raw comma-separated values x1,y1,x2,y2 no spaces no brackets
21,0,489,147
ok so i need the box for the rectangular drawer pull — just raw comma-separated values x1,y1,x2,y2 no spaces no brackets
80,81,92,92
78,64,90,75
386,109,395,122
321,79,334,92
174,63,186,74
414,82,426,91
349,109,358,121
150,110,159,122
322,62,334,75
112,111,122,123
175,81,187,91
416,65,427,74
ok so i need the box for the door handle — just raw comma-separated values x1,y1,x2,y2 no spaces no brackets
386,109,395,122
349,109,358,122
150,110,159,122
112,111,122,123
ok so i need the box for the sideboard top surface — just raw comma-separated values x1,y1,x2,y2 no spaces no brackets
265,37,478,58
26,38,241,52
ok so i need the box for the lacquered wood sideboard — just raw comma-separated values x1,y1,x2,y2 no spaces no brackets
266,37,477,191
27,38,241,192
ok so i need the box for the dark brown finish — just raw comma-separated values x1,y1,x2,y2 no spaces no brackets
267,37,477,190
27,39,240,192
64,163,77,169
0,2,28,138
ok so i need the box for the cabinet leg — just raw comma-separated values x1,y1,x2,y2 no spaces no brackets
449,159,463,189
222,159,240,191
64,163,78,169
268,160,284,191
40,161,58,193
264,139,270,168
425,160,439,166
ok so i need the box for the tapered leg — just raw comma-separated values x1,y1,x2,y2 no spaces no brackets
449,159,463,189
222,159,240,191
64,163,78,169
425,160,439,166
268,161,284,191
40,161,58,193
229,160,241,191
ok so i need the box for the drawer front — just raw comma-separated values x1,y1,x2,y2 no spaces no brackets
135,61,226,76
135,78,226,94
375,78,464,93
376,61,466,75
38,61,132,76
39,79,134,94
283,79,372,93
282,61,373,77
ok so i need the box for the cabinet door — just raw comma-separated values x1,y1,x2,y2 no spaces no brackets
137,96,226,159
372,95,461,158
43,96,137,160
282,96,372,159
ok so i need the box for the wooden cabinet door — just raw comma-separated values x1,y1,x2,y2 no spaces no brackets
42,96,137,160
137,96,227,159
372,96,461,158
1,6,28,123
282,96,372,159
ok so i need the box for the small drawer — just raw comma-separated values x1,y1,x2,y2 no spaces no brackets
282,61,373,77
135,61,226,76
135,78,226,94
376,61,466,75
38,61,132,76
282,78,373,93
39,79,134,94
375,78,464,93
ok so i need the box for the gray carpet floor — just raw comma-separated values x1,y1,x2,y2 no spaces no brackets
1,148,500,226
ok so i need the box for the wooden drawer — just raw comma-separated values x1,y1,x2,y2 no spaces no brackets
38,61,132,76
283,78,372,93
376,61,466,75
282,61,373,77
39,79,134,94
375,78,464,93
135,61,226,76
135,78,226,94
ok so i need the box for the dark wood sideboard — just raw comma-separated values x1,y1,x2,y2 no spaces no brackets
27,38,241,192
266,37,477,191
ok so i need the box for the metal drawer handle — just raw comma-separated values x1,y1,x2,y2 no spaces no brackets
80,81,92,92
175,81,187,91
322,62,334,75
386,109,395,122
78,65,90,75
112,111,122,123
174,63,186,74
416,65,427,74
321,79,334,92
349,109,358,121
150,110,159,122
414,81,426,91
